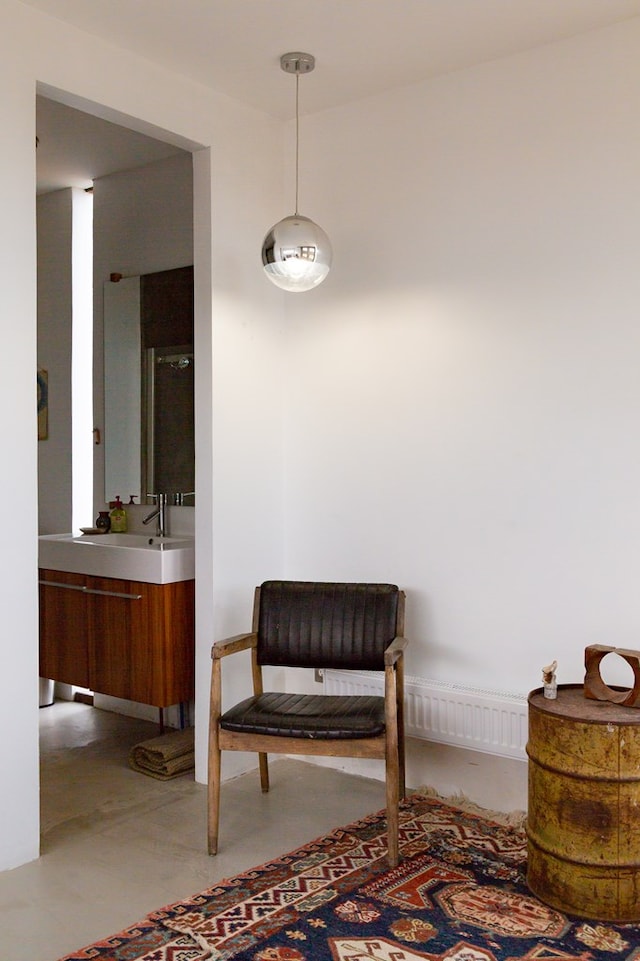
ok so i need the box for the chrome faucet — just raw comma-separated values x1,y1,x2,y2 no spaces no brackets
143,493,167,537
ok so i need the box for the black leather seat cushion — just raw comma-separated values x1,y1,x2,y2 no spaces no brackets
220,692,386,740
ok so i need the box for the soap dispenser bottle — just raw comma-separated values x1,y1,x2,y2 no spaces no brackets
109,496,127,533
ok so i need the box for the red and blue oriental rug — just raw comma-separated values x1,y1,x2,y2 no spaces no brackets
57,792,640,961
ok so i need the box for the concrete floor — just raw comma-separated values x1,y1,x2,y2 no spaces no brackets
0,702,388,961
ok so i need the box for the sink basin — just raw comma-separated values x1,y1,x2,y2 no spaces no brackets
76,533,187,548
38,532,195,584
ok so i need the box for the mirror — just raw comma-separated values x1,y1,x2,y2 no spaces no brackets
104,266,194,506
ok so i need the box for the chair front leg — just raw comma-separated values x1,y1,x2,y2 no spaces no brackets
208,657,222,855
385,662,400,868
386,765,399,867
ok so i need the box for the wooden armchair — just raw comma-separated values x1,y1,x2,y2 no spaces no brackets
208,580,407,866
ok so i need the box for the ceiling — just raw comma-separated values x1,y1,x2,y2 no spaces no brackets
36,96,187,195
31,0,640,194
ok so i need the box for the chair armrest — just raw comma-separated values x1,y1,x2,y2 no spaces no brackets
211,632,257,660
384,636,408,666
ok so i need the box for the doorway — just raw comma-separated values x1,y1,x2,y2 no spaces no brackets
36,88,206,848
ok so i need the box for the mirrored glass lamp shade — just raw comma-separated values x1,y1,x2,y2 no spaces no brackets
262,214,332,292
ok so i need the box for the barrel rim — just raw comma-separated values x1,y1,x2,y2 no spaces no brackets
529,683,640,725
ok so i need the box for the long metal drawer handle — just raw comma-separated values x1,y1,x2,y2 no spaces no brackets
39,580,142,601
39,580,86,592
84,587,143,600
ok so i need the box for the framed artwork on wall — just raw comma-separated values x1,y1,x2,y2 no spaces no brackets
37,368,48,441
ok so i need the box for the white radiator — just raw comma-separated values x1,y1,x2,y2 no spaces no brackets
323,670,528,761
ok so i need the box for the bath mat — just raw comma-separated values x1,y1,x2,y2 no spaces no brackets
128,726,194,779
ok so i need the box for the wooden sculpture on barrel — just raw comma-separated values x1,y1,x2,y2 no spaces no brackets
584,643,640,707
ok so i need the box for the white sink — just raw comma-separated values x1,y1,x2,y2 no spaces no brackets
38,532,195,584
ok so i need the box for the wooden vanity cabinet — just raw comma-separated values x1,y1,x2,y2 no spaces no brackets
39,569,195,708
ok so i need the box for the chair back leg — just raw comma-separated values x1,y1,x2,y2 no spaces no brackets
259,752,269,792
251,650,270,794
397,655,406,801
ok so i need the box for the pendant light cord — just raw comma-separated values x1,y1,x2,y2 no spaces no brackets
294,70,300,216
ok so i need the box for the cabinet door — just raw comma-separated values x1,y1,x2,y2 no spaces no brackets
87,577,194,707
87,576,150,704
39,569,90,687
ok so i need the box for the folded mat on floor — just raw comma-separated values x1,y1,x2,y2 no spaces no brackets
128,727,194,780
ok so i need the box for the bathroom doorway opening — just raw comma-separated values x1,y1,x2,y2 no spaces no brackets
36,86,207,852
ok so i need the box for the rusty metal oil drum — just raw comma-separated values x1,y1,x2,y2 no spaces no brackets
526,684,640,922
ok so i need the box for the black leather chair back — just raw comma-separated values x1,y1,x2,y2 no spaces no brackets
257,581,399,670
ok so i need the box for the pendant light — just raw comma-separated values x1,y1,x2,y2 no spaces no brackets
261,52,332,292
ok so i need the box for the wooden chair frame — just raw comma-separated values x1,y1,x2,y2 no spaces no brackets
208,585,407,866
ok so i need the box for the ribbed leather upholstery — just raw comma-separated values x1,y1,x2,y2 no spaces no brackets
256,581,399,670
220,692,386,739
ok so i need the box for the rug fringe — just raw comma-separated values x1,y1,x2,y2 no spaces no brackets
412,785,527,829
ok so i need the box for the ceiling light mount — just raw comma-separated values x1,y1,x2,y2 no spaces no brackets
261,51,332,293
280,52,315,75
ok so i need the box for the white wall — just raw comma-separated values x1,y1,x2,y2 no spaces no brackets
0,3,40,870
0,0,284,871
37,189,73,534
284,19,640,708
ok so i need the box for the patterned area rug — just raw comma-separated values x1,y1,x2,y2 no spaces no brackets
57,792,640,961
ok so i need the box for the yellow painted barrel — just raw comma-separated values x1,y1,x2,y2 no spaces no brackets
527,684,640,922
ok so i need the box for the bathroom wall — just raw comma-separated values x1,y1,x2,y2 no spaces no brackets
36,151,194,531
92,151,194,518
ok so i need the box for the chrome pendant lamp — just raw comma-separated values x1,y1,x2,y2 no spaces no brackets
261,52,332,292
